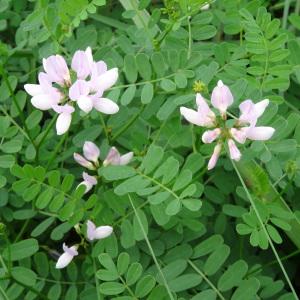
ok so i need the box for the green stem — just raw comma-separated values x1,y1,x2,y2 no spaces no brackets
246,249,300,277
46,133,67,171
36,115,58,162
13,278,50,300
112,105,145,141
128,195,175,300
109,73,177,90
0,285,9,300
188,260,225,300
232,160,298,299
282,0,291,29
0,69,36,150
99,114,110,142
187,16,192,60
92,257,102,300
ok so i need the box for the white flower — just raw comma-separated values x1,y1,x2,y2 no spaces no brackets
86,220,113,241
55,243,78,269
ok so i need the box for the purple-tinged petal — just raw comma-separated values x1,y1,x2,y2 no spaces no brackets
74,153,95,169
119,152,133,165
77,95,94,113
202,128,221,144
239,99,269,126
230,128,248,144
83,141,100,162
228,139,241,161
71,50,92,80
69,80,89,101
180,107,203,126
94,226,113,240
208,144,222,170
211,80,233,114
31,94,59,111
87,220,97,241
103,147,120,166
96,68,118,91
24,84,44,96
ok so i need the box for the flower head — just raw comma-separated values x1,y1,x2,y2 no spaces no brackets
55,243,78,269
180,80,275,169
77,172,97,194
86,220,113,241
24,47,119,135
103,147,134,167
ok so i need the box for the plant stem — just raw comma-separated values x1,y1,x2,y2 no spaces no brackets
0,68,36,150
112,105,145,141
232,160,298,299
92,257,102,300
128,195,175,300
282,0,291,29
188,260,225,300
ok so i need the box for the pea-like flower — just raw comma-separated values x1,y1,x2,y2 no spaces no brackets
180,80,275,170
24,47,119,135
86,220,113,241
55,243,78,269
78,172,97,194
74,141,133,169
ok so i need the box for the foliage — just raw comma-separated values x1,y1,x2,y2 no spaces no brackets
1,0,300,299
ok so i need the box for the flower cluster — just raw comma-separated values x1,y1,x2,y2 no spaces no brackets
24,47,119,135
56,220,112,269
74,141,133,193
180,80,275,170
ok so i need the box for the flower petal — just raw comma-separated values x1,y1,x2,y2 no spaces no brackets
239,99,269,126
119,152,133,165
211,80,233,114
103,147,120,166
208,144,222,170
93,98,119,114
82,172,97,185
77,95,94,113
228,139,241,161
69,80,89,101
97,68,118,91
74,153,95,169
31,94,58,110
230,128,248,144
202,128,221,144
94,226,113,240
56,113,72,135
180,107,203,126
246,126,275,141
71,50,92,79
55,252,74,269
24,84,43,96
87,220,97,241
83,141,100,162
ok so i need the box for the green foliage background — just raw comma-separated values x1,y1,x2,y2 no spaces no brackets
1,0,300,299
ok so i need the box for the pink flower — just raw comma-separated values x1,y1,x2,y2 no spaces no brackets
52,104,75,135
103,147,133,167
55,243,78,269
43,55,70,86
202,128,221,144
180,93,215,127
211,80,233,115
238,99,269,126
74,141,100,169
78,172,97,194
71,47,93,80
24,73,62,110
179,80,275,170
208,144,222,170
73,153,95,170
228,139,241,161
24,47,120,136
86,220,113,241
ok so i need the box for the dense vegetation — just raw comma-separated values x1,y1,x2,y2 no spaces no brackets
1,0,300,299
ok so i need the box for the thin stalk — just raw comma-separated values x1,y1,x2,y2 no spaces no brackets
36,115,58,162
128,195,175,300
246,249,300,277
187,16,192,60
99,114,110,141
92,257,102,300
282,0,291,29
188,260,225,300
112,105,145,141
232,160,298,299
0,285,9,300
0,69,36,150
